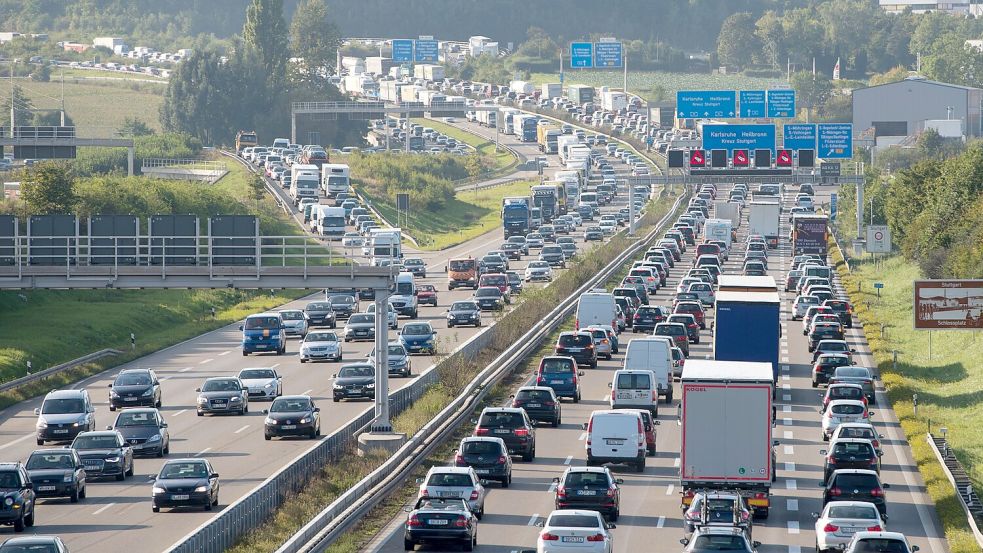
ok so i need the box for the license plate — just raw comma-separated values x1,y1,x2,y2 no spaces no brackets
576,489,597,496
567,348,582,352
494,429,510,434
171,494,190,501
562,536,586,543
550,379,564,384
437,491,458,498
124,397,138,401
616,392,635,400
37,485,56,491
526,403,541,408
474,469,490,474
53,429,69,434
281,425,296,430
429,519,449,525
213,401,226,406
605,438,625,445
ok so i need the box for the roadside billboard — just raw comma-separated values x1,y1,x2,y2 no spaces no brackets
914,280,983,330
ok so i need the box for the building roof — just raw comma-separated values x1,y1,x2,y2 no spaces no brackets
855,76,982,96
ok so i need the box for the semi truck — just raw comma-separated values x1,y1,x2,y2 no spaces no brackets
567,84,594,105
749,202,781,249
791,214,829,258
476,110,497,128
713,291,781,383
510,80,535,95
502,196,532,238
557,135,581,163
680,359,776,519
541,83,562,99
320,163,350,198
368,228,402,265
531,184,559,222
538,125,561,154
517,114,539,142
235,130,257,154
502,109,520,135
289,164,320,205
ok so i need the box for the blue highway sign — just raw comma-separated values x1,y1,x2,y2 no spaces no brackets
676,90,736,118
767,89,796,118
570,42,594,68
594,41,623,68
701,124,776,153
783,124,817,151
739,90,766,118
414,39,439,63
392,39,414,62
818,123,853,158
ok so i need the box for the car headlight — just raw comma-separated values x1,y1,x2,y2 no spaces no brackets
194,485,208,493
148,434,161,442
110,390,120,398
264,383,273,389
333,384,343,390
142,389,154,397
106,456,121,463
197,396,208,404
265,417,275,425
36,420,47,429
3,497,12,507
63,475,73,483
300,417,311,424
366,383,376,389
230,396,242,402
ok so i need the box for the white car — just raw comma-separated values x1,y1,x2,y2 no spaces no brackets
299,330,343,363
236,367,282,400
840,531,919,553
365,302,398,330
686,282,716,307
417,466,486,518
537,509,614,553
341,232,364,248
526,233,545,249
598,221,617,236
813,501,886,552
822,400,873,440
792,295,820,320
525,261,553,282
676,277,703,296
279,309,309,337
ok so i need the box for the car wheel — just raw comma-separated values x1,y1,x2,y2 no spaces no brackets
242,351,248,356
204,499,212,511
404,538,415,551
152,505,160,513
610,510,620,522
333,397,339,403
811,379,818,388
116,472,125,482
502,474,511,488
70,486,80,503
636,458,646,473
552,417,559,428
463,536,474,552
110,405,116,412
265,433,272,441
197,410,203,417
36,439,44,446
163,441,170,455
300,359,307,363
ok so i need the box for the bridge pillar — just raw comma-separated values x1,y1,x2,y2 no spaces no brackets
127,147,134,176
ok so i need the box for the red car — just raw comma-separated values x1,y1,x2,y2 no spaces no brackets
674,301,706,330
416,284,438,307
478,273,510,295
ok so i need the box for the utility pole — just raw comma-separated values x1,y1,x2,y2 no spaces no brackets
623,52,628,96
9,62,14,129
60,69,65,126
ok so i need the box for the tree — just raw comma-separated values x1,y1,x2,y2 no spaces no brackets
21,163,77,214
716,12,760,68
31,63,50,82
289,0,341,89
249,174,266,206
917,128,944,159
119,117,154,137
243,0,289,85
465,154,484,180
869,66,909,86
790,71,832,118
755,11,785,69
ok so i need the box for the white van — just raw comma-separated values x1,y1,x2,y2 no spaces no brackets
622,337,673,403
584,410,647,472
311,205,347,238
576,291,618,331
389,271,418,318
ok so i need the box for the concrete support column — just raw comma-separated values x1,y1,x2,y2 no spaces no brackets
371,291,392,432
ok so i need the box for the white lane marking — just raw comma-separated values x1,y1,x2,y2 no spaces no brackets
234,425,250,434
302,389,313,396
657,516,665,528
673,457,681,467
271,363,281,368
527,513,540,526
782,384,791,390
785,462,796,472
784,431,793,440
93,502,116,515
783,418,792,426
179,367,192,373
160,376,171,381
219,350,231,356
782,374,790,381
783,394,792,401
198,358,213,365
781,357,790,363
787,499,799,511
598,394,608,402
195,447,211,457
578,432,587,441
171,409,187,417
783,405,791,413
0,434,36,452
787,521,800,534
665,484,674,495
563,455,573,465
786,479,797,490
548,482,557,492
782,364,790,372
781,348,789,355
784,445,794,455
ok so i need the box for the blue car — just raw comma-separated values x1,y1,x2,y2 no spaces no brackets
398,322,437,355
241,313,286,356
534,356,582,402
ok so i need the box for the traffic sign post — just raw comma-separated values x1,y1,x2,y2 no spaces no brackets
818,124,853,159
594,40,623,68
701,124,775,154
676,91,736,118
739,91,766,118
414,38,439,63
570,42,594,68
866,225,891,253
830,192,838,220
783,124,817,151
767,89,796,118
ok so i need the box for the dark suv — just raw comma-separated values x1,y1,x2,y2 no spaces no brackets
555,331,597,369
455,436,513,487
534,357,583,404
553,466,623,520
822,469,889,516
473,408,536,461
654,322,690,356
633,306,668,333
0,464,36,532
511,386,562,426
809,322,844,352
821,439,881,483
812,353,853,388
108,368,162,411
823,299,854,329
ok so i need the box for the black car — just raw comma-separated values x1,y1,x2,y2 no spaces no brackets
25,449,86,502
196,377,249,416
473,408,536,461
403,258,427,278
70,431,134,481
633,306,668,333
808,322,845,352
479,255,506,274
263,395,321,439
554,331,597,369
553,466,623,520
332,363,375,402
584,226,603,241
510,386,561,426
821,439,881,483
620,277,650,304
0,464,35,532
110,408,169,457
823,299,854,329
403,497,478,551
152,458,220,512
447,301,482,328
812,353,853,388
506,271,523,295
108,368,162,411
473,286,506,311
500,242,523,260
303,301,337,328
327,294,358,319
539,246,567,268
454,436,513,487
822,469,889,515
614,297,635,328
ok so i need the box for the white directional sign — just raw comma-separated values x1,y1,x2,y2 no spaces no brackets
866,225,892,253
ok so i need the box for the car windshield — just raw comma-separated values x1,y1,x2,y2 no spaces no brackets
831,404,866,415
419,285,435,292
349,314,373,324
822,342,848,352
306,332,338,342
239,369,275,380
462,441,501,455
271,398,311,412
402,324,432,336
529,262,549,269
451,302,477,311
41,398,84,414
115,411,157,427
385,345,405,356
826,503,879,520
0,472,21,489
617,373,651,389
482,275,506,286
475,288,500,298
73,435,119,449
548,514,600,528
115,372,152,386
306,302,331,311
657,324,686,336
329,295,355,306
339,365,373,378
26,452,74,470
244,316,280,330
159,462,209,479
202,379,240,392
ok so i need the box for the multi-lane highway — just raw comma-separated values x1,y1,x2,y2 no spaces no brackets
0,124,647,551
366,184,950,553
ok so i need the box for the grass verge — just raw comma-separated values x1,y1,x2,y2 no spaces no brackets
413,118,518,175
227,190,680,553
359,180,538,251
831,246,980,552
15,76,164,133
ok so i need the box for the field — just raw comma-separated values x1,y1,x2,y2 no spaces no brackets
360,179,536,250
14,76,165,135
838,252,981,552
529,71,787,101
414,118,517,173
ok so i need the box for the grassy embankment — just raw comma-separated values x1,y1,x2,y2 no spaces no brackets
412,118,519,175
833,249,980,552
15,76,165,133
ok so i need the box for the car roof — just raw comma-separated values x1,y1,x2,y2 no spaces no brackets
481,407,523,414
46,389,86,399
849,531,909,541
829,437,875,446
274,395,312,401
77,430,118,437
460,436,506,445
426,466,473,475
563,466,611,475
830,468,880,476
829,383,864,390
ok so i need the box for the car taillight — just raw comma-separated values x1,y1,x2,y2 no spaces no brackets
652,391,658,401
420,488,429,497
870,487,884,497
586,344,594,349
587,534,605,542
823,523,839,533
867,525,882,531
753,492,768,500
455,453,465,465
408,515,423,527
515,429,529,437
606,486,617,498
574,318,579,329
586,418,593,446
871,439,880,449
498,455,508,464
601,339,609,344
634,313,641,321
544,401,555,407
454,515,468,528
556,486,567,499
830,487,842,496
537,375,546,385
541,532,559,541
469,490,479,500
572,375,578,385
475,428,489,436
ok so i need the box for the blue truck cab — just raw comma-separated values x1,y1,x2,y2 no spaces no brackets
713,291,781,390
241,312,287,356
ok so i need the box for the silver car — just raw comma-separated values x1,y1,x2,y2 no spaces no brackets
299,330,343,362
279,309,309,337
366,303,397,330
812,501,886,551
416,466,487,518
367,342,412,378
236,368,282,400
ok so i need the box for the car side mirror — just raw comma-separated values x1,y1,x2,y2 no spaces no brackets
772,440,780,447
581,422,588,430
879,434,885,439
161,422,167,428
195,388,202,393
753,542,762,548
578,371,585,377
653,420,661,426
262,409,269,414
107,383,113,388
819,449,827,455
509,395,515,399
415,478,424,484
332,374,338,379
211,473,219,478
606,522,616,529
881,513,889,521
910,546,918,552
239,325,243,331
607,382,612,388
851,348,857,353
534,521,545,528
34,408,40,416
680,538,690,546
479,479,489,486
811,512,820,519
24,482,32,490
403,506,412,512
105,425,113,430
869,411,875,417
314,407,320,412
882,482,890,489
470,419,477,425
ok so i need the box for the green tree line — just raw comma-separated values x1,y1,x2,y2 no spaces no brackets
348,152,470,210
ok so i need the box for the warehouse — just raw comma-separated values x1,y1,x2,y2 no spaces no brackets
852,76,983,141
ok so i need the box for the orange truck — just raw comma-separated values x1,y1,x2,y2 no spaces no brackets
447,258,478,290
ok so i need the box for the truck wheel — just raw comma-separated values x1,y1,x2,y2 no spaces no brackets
665,389,673,404
635,458,646,473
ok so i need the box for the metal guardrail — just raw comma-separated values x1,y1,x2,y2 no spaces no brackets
927,433,983,547
279,187,689,553
0,348,122,393
142,158,227,171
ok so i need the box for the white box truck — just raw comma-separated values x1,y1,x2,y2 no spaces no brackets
601,90,628,112
320,163,350,198
680,359,775,518
575,291,618,330
476,110,497,128
541,83,563,99
509,80,534,95
622,336,674,405
368,228,402,265
714,201,740,228
704,218,732,246
749,202,781,249
290,164,320,205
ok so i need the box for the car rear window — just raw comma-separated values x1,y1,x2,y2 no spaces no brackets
838,427,876,441
564,472,609,488
462,441,502,455
850,539,908,553
657,324,686,336
558,334,591,347
516,389,553,401
479,411,525,428
831,404,866,415
831,473,878,489
547,514,600,528
831,387,864,400
836,367,870,379
540,358,574,374
834,442,874,457
428,473,473,487
616,373,651,389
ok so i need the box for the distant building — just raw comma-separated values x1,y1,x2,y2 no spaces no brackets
468,36,499,58
852,76,983,142
879,0,983,15
0,32,22,43
93,36,128,54
62,42,90,53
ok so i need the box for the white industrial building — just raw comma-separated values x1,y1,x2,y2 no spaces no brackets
879,0,983,14
469,36,499,58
